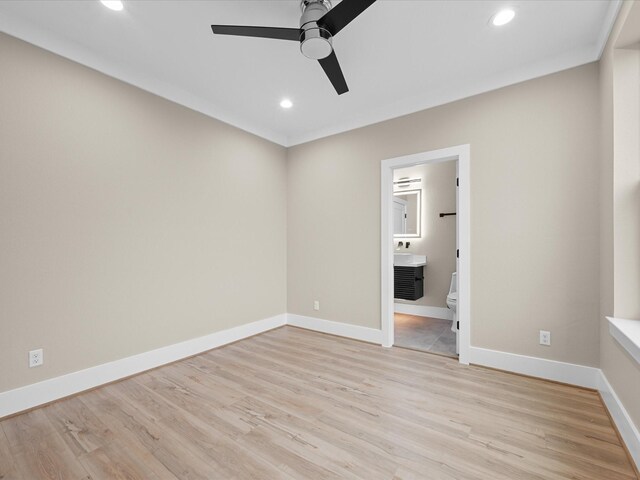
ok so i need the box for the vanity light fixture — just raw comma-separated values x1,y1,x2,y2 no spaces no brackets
280,98,293,109
394,177,421,189
100,0,124,11
491,8,515,26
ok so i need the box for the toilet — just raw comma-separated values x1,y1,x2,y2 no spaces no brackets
446,272,459,354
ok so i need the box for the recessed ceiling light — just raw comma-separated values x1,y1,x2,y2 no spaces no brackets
100,0,124,11
280,98,293,109
492,9,515,26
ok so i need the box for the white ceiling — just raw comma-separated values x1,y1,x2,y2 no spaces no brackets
0,0,620,146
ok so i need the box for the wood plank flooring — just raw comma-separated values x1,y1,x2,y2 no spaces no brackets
0,326,637,479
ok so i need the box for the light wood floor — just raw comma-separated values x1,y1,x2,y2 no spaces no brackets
0,326,637,480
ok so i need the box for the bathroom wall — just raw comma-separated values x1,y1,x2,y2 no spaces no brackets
287,62,601,367
394,161,457,310
0,33,288,393
599,0,640,431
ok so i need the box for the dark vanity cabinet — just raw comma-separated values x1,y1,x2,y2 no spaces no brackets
394,266,424,301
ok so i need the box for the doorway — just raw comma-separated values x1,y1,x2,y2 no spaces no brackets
380,145,470,364
393,160,457,357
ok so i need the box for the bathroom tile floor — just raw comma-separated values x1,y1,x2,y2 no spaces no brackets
394,313,458,357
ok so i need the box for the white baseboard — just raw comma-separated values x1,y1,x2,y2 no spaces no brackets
394,303,453,321
468,346,601,389
286,314,383,344
598,371,640,470
0,314,286,419
2,311,638,473
469,347,638,470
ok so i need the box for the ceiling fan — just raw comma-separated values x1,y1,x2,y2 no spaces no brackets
211,0,377,95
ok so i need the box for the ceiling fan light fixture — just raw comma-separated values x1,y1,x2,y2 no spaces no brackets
210,0,378,94
300,27,333,60
491,9,515,26
280,98,293,109
100,0,124,11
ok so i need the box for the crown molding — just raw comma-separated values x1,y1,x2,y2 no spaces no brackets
0,12,288,147
285,43,598,146
1,2,622,149
595,0,623,59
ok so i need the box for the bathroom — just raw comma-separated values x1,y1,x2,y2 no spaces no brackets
393,159,458,357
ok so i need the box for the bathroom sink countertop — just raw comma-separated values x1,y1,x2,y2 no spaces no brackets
394,253,427,267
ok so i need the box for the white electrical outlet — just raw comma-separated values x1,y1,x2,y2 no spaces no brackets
539,330,551,346
313,300,320,311
29,348,43,368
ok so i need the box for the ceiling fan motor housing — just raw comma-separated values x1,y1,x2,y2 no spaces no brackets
299,0,333,60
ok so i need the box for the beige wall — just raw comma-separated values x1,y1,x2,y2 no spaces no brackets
599,0,640,431
394,162,457,309
288,62,601,367
0,33,288,393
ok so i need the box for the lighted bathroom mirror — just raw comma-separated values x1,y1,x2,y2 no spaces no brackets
393,189,421,237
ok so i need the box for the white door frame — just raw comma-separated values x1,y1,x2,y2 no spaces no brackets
380,144,471,364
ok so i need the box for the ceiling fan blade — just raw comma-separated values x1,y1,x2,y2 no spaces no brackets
211,25,301,41
317,0,377,36
318,50,348,95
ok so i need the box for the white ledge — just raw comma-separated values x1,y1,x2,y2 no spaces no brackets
607,317,640,365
